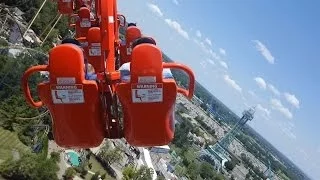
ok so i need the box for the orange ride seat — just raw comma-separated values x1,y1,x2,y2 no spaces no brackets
74,7,92,38
86,27,104,72
119,26,142,65
57,0,74,15
36,44,104,148
116,43,177,147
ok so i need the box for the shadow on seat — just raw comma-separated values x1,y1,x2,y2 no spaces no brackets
37,44,105,148
116,43,177,146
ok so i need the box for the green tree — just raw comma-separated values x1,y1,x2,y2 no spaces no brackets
122,165,137,180
91,171,101,180
0,153,59,180
187,162,200,179
50,151,60,162
224,161,236,171
200,102,208,111
74,160,88,178
64,167,76,180
199,162,216,179
183,150,196,166
101,173,107,180
136,165,154,180
156,175,166,180
174,165,186,177
245,173,251,179
98,143,123,165
214,174,225,180
122,165,154,180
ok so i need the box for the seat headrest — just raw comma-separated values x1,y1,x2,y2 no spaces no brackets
126,26,142,43
78,7,90,18
48,44,85,84
87,27,101,42
130,43,163,83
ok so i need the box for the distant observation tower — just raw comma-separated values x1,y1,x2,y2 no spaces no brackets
199,107,256,171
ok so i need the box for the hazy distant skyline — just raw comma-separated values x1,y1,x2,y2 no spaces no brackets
118,0,320,179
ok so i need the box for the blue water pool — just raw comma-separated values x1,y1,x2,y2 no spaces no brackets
67,151,80,166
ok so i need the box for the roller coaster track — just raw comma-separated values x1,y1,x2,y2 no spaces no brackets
16,110,49,121
0,45,48,57
0,108,49,121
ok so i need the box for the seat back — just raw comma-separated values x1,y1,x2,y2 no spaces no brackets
75,0,93,11
57,0,74,15
37,44,104,148
86,27,104,72
75,7,92,38
116,44,177,146
120,26,142,65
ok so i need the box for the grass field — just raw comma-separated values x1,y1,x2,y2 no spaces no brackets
0,127,30,163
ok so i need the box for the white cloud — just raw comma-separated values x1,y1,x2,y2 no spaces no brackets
164,19,189,40
284,92,300,109
257,104,271,116
282,127,297,140
244,102,250,108
147,3,163,17
199,42,208,53
219,48,226,55
209,49,219,60
194,39,217,58
194,39,209,54
270,98,293,119
268,84,280,96
172,0,179,5
196,30,201,38
219,61,228,69
241,95,247,102
248,90,258,98
205,38,212,46
253,40,275,64
224,75,242,92
205,58,215,66
299,149,309,161
200,61,206,69
278,121,296,140
254,77,267,90
257,104,271,120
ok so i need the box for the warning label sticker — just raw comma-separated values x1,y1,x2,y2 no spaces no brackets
57,77,75,85
80,18,91,27
126,42,133,55
51,85,84,104
131,83,163,103
138,76,156,83
89,46,101,56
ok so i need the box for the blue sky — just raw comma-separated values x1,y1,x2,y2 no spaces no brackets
118,0,320,179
